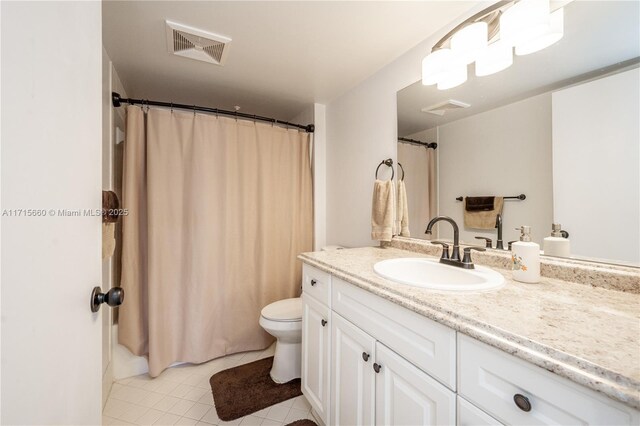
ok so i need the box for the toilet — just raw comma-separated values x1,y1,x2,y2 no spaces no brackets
259,297,302,383
260,246,344,384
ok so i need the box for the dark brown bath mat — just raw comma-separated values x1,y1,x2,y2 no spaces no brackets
210,356,302,421
285,420,317,426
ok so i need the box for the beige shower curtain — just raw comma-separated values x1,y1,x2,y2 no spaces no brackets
119,106,313,376
397,142,437,237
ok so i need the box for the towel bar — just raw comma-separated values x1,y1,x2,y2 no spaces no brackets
455,194,526,201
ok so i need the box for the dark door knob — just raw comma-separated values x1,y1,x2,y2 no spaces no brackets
310,279,317,286
321,319,327,327
373,363,382,373
513,394,531,412
362,352,370,362
91,286,125,313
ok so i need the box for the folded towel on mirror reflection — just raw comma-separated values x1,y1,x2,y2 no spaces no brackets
465,196,495,211
371,179,395,241
463,196,504,229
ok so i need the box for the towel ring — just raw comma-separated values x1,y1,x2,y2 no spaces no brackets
397,162,405,181
375,159,394,180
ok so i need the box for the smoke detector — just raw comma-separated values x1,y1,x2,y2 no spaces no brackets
421,100,470,116
165,20,231,65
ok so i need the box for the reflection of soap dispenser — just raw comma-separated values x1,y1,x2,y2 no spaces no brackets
543,223,571,258
511,226,540,283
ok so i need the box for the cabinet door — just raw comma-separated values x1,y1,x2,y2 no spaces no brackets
331,313,376,426
375,342,456,426
301,294,330,424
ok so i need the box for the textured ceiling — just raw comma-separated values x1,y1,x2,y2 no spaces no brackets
102,1,476,121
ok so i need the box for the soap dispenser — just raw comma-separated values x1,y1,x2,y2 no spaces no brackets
511,226,540,283
543,223,570,258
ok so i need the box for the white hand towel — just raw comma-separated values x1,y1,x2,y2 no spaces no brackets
397,180,410,237
371,179,395,241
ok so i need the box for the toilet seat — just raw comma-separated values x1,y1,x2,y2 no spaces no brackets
260,297,302,322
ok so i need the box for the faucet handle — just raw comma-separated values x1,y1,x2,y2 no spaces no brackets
462,246,486,264
474,236,493,248
431,241,450,260
507,240,518,250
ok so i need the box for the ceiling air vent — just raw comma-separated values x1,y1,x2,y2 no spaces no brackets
421,100,470,116
165,20,231,65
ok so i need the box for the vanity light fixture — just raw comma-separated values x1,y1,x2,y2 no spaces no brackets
422,0,566,89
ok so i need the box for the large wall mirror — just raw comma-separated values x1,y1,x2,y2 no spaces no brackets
396,0,639,266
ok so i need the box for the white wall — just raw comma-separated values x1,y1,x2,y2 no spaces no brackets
552,68,640,264
101,50,131,404
1,2,103,423
325,3,480,248
437,93,553,246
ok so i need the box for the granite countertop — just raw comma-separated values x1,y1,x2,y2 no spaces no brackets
299,246,640,409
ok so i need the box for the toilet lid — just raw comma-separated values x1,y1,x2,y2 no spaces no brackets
261,298,302,322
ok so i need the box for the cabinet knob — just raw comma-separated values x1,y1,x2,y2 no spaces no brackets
373,363,382,373
310,279,317,286
513,394,531,412
362,352,370,362
321,319,327,327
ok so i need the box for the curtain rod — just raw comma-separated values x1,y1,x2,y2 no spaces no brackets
398,137,437,149
111,92,315,133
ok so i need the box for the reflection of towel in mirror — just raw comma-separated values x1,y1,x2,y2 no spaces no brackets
463,196,504,229
396,180,410,237
372,179,395,241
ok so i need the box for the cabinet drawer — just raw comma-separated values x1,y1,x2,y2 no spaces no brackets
457,396,502,426
332,277,456,390
458,334,640,425
302,264,331,307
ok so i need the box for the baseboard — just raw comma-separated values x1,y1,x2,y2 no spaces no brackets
102,361,114,409
310,408,325,426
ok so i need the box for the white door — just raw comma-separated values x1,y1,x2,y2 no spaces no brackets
331,312,376,426
1,2,104,424
301,294,331,424
375,343,456,426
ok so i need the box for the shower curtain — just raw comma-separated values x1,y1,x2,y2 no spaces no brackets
119,106,313,376
397,142,437,237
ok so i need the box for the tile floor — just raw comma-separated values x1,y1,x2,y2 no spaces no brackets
103,344,315,426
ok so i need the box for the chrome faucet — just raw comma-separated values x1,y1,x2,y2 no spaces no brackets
426,216,485,269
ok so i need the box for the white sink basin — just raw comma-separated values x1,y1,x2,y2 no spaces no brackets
373,257,504,292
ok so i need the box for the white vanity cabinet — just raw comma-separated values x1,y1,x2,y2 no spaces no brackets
301,265,332,424
330,311,455,426
300,262,640,426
